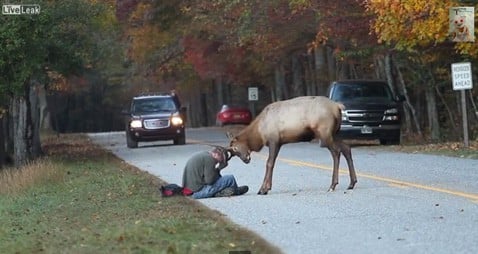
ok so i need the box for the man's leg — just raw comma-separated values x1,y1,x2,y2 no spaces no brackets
192,175,238,199
214,175,250,197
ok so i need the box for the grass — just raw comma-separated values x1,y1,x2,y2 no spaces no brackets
0,134,281,254
344,139,478,160
375,140,478,159
392,140,478,159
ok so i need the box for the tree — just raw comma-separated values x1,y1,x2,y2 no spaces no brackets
364,0,478,56
0,0,118,167
182,0,323,101
122,0,378,124
365,0,478,141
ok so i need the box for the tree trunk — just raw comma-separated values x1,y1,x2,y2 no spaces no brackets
384,53,395,94
314,45,329,95
304,54,316,96
468,90,478,122
10,95,31,167
425,84,440,141
291,54,304,97
200,93,208,127
337,59,350,80
374,55,386,79
36,82,51,130
394,62,422,137
215,77,225,109
436,85,459,137
274,63,288,101
29,81,42,157
0,115,5,169
326,46,336,81
9,81,43,167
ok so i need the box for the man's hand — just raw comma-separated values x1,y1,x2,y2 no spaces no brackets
216,160,228,170
210,146,229,170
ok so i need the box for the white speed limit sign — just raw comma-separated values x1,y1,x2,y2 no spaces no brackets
248,87,258,101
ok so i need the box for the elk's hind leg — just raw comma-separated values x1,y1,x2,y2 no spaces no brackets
337,140,357,189
317,131,342,191
326,143,341,192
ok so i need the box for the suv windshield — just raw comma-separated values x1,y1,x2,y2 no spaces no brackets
332,83,393,102
132,97,177,114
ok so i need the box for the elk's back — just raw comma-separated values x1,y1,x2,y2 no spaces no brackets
256,96,342,142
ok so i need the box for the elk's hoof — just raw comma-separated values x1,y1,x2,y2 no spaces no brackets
257,190,268,195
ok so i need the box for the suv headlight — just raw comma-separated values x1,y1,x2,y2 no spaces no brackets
130,120,142,128
384,108,399,121
171,114,184,126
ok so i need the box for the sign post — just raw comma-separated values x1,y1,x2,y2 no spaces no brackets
451,62,473,147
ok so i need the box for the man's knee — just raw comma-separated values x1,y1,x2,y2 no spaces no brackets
220,174,237,186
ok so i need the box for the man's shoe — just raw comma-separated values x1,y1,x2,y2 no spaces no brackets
234,185,249,196
214,187,235,197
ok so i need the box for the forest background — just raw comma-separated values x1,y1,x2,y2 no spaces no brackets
1,0,478,167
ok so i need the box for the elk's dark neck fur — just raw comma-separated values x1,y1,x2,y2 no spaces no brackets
236,119,264,152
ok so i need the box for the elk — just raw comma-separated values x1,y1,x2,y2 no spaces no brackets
227,96,357,195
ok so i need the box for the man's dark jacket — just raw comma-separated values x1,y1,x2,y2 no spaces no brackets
182,151,225,192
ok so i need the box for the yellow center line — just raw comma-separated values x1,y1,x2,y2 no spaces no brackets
254,153,478,201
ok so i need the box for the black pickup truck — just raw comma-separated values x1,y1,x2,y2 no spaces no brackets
327,80,404,145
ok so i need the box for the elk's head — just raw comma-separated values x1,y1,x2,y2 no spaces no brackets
227,132,251,164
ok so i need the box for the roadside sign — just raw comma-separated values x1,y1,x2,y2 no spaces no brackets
248,87,258,101
451,62,473,90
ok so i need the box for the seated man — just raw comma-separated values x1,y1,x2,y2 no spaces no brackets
182,146,248,199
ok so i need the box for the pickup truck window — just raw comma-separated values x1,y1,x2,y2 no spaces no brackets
332,83,393,102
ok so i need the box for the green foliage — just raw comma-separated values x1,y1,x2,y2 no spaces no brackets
0,0,120,96
0,14,45,94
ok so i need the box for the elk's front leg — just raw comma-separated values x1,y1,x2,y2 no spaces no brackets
258,144,281,195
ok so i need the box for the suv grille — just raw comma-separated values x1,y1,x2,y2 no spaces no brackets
144,119,170,129
346,110,384,122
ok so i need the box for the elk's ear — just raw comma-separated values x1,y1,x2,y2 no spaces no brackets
226,131,234,139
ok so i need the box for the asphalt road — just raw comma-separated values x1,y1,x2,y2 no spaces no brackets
89,127,478,254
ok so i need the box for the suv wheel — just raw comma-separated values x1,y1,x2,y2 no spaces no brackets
126,132,138,148
173,133,186,145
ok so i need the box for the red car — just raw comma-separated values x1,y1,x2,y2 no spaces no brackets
216,105,252,126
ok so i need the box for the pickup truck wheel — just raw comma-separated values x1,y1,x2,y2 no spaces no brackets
126,132,138,148
380,137,400,145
